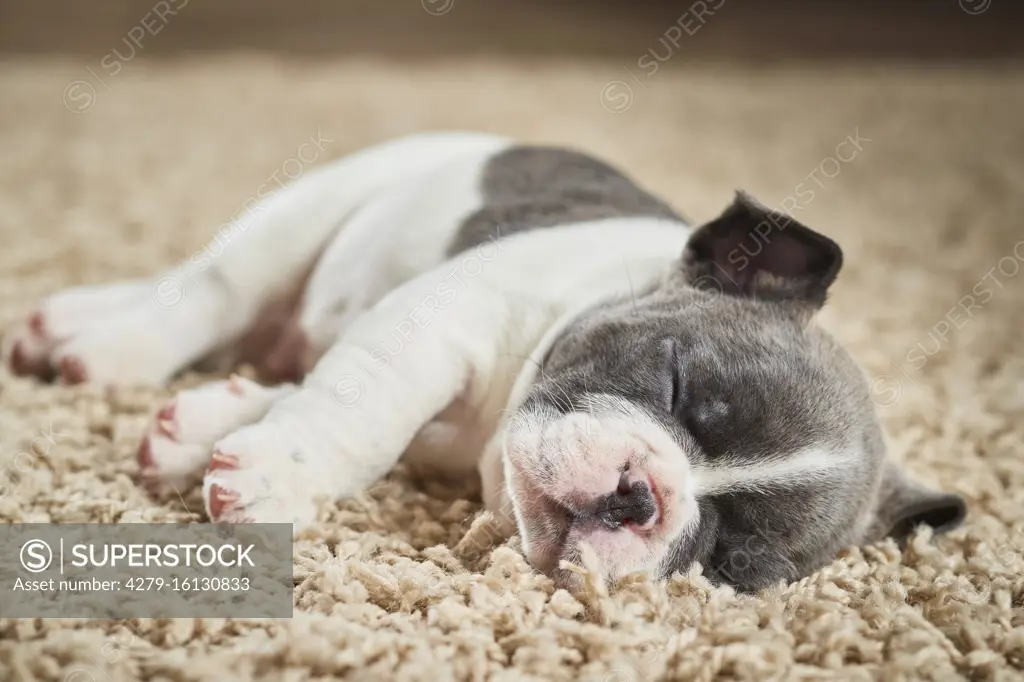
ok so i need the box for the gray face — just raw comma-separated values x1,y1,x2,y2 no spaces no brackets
503,192,966,592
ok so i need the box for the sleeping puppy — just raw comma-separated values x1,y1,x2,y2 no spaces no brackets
2,131,966,592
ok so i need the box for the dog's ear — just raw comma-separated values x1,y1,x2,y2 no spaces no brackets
866,462,966,543
681,191,843,308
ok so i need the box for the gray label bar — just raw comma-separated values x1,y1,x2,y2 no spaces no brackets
0,524,293,618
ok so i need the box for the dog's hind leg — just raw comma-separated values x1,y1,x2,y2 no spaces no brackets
3,131,508,386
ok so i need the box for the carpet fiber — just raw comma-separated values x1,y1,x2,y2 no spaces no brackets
1,56,1023,681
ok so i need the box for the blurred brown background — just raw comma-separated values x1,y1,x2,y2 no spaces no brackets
1,0,1021,61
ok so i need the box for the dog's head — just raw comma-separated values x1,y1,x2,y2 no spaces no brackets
501,192,965,592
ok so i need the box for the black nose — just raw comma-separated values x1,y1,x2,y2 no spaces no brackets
594,474,656,528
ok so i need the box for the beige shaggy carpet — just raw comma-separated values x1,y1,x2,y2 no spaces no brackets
1,56,1023,681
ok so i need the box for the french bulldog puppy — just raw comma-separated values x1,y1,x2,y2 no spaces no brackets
2,131,966,591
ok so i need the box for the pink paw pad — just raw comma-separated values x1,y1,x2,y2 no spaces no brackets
137,437,156,472
58,355,89,385
10,341,33,376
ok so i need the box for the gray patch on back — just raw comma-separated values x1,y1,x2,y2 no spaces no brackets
446,146,687,256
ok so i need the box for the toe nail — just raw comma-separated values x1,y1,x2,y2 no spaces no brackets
207,483,236,520
155,402,178,439
209,451,240,471
157,400,176,422
58,355,88,385
157,418,178,440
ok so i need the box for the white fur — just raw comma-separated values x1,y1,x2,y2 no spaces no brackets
692,446,862,496
197,131,512,311
296,136,510,355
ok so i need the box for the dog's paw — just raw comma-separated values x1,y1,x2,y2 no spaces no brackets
2,280,157,384
137,376,295,492
202,422,324,526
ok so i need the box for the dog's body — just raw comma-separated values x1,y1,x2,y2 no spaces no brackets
3,132,965,591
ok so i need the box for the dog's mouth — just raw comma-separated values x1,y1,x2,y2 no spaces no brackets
541,471,677,587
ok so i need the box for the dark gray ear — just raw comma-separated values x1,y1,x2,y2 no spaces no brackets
682,191,843,307
868,462,967,543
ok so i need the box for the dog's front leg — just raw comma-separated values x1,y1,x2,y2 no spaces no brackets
199,265,524,527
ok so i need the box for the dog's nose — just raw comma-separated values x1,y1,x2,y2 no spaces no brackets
594,472,656,528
